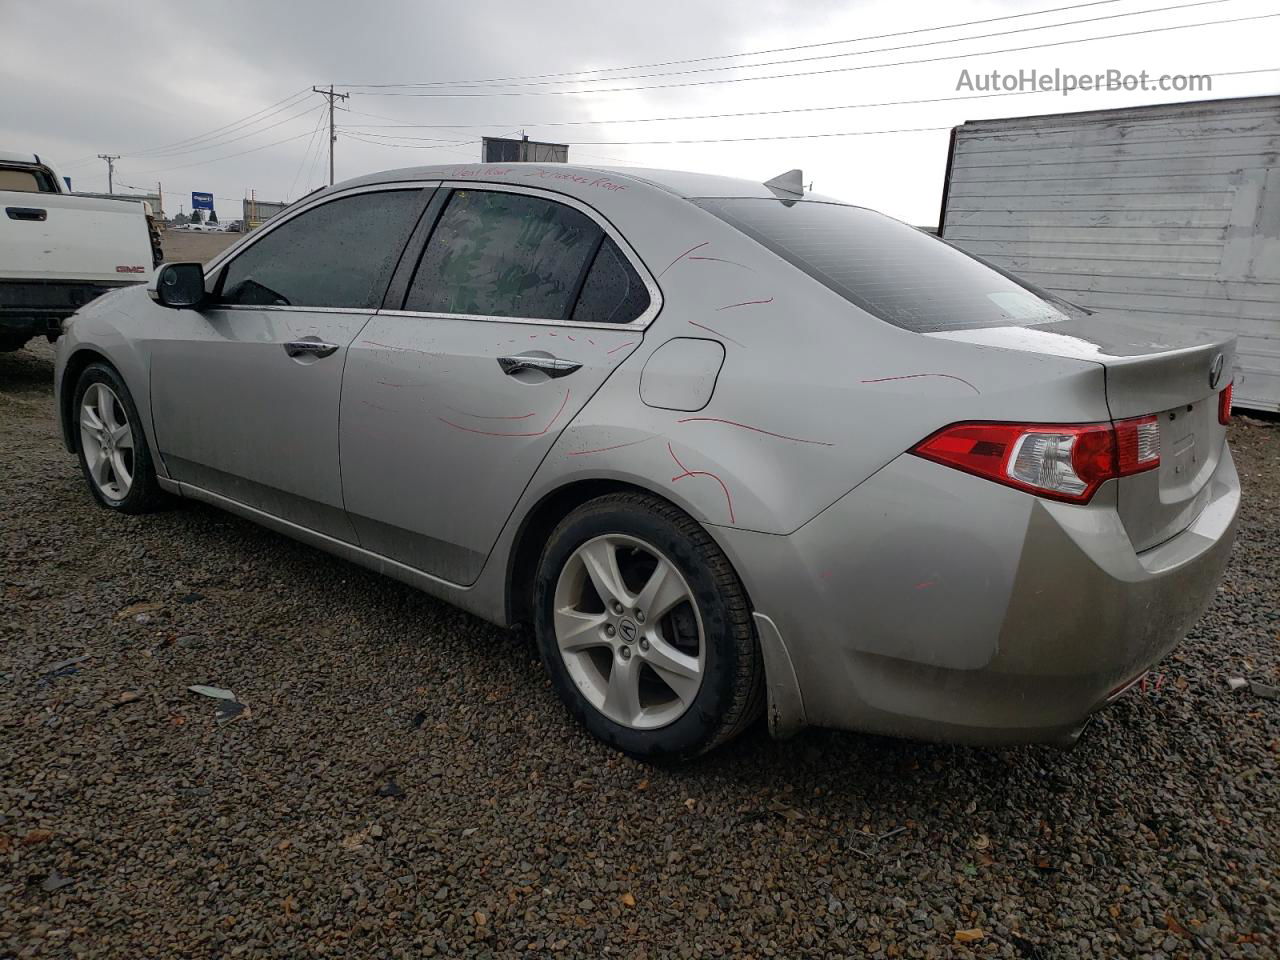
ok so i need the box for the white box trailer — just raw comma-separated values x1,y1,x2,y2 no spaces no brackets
938,95,1280,412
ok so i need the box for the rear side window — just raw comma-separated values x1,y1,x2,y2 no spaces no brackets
695,199,1068,333
406,189,603,320
571,237,650,325
0,167,55,193
218,190,421,309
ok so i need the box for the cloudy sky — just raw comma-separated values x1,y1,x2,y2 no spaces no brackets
3,0,1276,225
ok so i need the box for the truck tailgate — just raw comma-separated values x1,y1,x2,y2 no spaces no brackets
1,191,154,283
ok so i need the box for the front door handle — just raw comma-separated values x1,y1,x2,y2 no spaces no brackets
6,207,47,221
497,355,582,378
284,337,340,359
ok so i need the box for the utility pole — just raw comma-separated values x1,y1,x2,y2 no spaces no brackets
97,154,120,194
312,85,349,185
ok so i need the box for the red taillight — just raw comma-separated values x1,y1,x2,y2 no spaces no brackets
1218,382,1233,425
911,416,1160,504
1115,414,1161,476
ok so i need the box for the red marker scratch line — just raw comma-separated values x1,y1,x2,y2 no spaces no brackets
859,373,980,396
568,437,654,456
443,405,537,421
658,241,709,278
716,297,774,311
669,443,735,525
915,580,936,590
675,417,833,446
687,255,752,271
687,320,746,348
606,341,635,355
377,381,403,388
438,390,570,437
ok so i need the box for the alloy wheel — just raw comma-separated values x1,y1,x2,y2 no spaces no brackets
79,382,135,501
553,534,705,729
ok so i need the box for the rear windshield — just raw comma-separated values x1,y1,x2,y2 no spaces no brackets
695,198,1070,333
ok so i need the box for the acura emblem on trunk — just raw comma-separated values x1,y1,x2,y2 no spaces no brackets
1209,353,1225,389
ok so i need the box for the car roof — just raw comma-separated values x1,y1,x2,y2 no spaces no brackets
338,163,841,203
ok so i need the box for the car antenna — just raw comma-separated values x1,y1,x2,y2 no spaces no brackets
764,169,804,198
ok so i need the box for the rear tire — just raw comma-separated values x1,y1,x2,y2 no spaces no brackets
533,492,764,759
73,362,164,514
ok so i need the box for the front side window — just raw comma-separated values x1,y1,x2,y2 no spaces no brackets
696,198,1073,333
218,190,421,309
405,189,604,320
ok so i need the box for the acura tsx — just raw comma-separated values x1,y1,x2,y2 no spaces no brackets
54,163,1239,758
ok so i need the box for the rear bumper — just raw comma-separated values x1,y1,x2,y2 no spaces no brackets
0,279,134,339
719,446,1239,745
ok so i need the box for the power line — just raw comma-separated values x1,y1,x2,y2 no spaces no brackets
346,125,951,149
118,181,242,205
289,109,329,200
337,0,1131,88
123,88,312,157
125,103,324,161
307,118,330,189
340,131,483,162
128,127,321,175
341,131,480,151
343,0,1231,93
337,128,476,144
339,66,1280,133
352,11,1280,98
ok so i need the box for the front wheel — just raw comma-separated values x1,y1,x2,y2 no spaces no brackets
73,362,164,513
533,492,764,759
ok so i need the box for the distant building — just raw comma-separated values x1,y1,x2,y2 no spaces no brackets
242,197,288,230
482,136,569,163
75,190,162,221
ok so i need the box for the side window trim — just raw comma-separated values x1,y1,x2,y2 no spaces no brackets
204,184,433,311
381,184,448,312
561,232,607,323
382,181,661,330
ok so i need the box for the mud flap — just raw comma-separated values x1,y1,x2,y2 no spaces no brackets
752,612,807,739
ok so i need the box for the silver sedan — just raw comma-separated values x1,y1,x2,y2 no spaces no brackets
54,163,1240,758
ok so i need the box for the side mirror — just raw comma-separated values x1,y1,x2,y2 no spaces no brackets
151,262,208,309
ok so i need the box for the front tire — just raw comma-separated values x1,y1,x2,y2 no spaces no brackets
73,362,164,514
533,492,764,759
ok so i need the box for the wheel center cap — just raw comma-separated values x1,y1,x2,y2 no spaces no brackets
617,618,638,644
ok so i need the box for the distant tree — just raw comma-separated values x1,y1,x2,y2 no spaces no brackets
190,210,202,224
172,212,189,225
207,209,218,223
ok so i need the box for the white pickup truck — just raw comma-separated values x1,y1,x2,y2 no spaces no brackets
0,151,161,351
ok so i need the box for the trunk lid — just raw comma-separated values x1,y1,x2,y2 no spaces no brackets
931,312,1235,551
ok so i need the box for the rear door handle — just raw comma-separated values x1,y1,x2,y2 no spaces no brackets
497,355,582,378
284,338,340,358
6,207,47,222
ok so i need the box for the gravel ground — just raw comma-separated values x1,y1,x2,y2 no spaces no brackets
2,340,1277,959
158,230,241,264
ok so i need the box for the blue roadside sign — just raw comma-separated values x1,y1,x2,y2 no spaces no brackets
191,191,214,211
